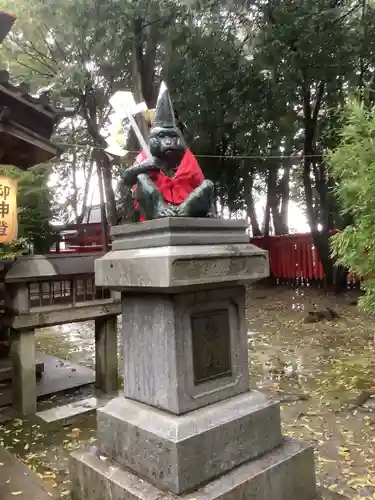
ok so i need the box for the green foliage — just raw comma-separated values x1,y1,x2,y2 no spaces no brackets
3,0,375,237
329,99,375,311
0,166,57,254
0,238,28,260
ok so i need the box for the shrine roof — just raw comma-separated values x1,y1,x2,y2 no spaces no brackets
0,70,60,128
0,119,59,169
0,71,66,169
0,10,63,168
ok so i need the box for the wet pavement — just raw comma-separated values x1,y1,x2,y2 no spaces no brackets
0,284,374,498
247,285,375,499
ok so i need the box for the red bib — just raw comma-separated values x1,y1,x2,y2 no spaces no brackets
133,149,205,221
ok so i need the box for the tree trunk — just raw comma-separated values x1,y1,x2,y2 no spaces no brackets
264,163,278,236
243,166,261,237
279,164,290,234
117,176,136,224
98,152,118,227
301,78,338,285
133,16,159,108
130,15,159,151
247,194,261,237
300,76,338,285
117,15,160,222
131,25,150,144
264,158,290,236
333,264,349,294
82,80,119,226
77,158,94,224
263,202,271,236
96,159,109,252
312,229,333,284
71,147,79,223
304,157,334,283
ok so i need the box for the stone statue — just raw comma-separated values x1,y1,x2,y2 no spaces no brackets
122,83,214,221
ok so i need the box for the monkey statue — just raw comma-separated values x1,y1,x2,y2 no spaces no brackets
121,82,214,221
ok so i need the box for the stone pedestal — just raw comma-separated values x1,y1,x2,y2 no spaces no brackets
70,218,317,500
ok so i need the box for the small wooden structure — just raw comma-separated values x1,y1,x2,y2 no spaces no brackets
3,253,120,415
60,206,106,249
0,13,121,416
57,205,110,250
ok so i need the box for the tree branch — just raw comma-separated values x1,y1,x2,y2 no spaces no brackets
10,36,58,74
15,59,55,79
36,26,58,64
43,24,66,56
333,0,362,26
25,39,58,73
140,13,175,32
312,81,325,125
301,72,312,122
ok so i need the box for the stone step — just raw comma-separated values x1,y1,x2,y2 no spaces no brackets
0,445,55,499
70,437,316,500
0,358,44,382
0,354,95,408
36,396,104,423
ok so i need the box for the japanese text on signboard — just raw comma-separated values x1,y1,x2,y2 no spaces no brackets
0,176,17,244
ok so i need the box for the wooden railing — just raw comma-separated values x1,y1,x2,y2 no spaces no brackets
28,276,110,308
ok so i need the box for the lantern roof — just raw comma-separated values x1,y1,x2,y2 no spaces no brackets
0,71,63,169
0,10,70,170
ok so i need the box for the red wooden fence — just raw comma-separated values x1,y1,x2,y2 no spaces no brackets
252,233,360,283
251,233,326,281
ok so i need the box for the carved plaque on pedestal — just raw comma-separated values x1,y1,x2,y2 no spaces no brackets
191,309,232,385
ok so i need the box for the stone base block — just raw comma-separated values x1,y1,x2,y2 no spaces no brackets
95,218,269,291
70,437,317,500
97,392,282,494
121,287,249,415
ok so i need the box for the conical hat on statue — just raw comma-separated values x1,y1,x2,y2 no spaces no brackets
152,82,176,130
